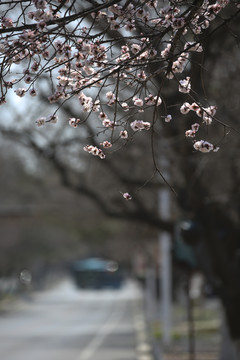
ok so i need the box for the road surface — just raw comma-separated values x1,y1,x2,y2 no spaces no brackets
0,277,147,360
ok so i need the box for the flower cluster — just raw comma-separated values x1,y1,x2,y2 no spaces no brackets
36,115,58,126
0,0,233,112
100,141,112,148
172,53,189,74
0,0,234,196
185,123,200,138
193,140,219,153
144,95,162,106
99,114,114,129
133,95,162,109
181,102,218,150
181,102,217,122
130,120,151,132
83,145,105,159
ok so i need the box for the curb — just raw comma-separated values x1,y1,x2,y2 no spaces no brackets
133,296,155,360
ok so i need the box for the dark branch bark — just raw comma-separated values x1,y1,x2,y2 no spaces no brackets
0,0,121,35
0,128,173,232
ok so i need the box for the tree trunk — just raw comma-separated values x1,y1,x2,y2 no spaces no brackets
220,315,235,360
232,340,240,360
220,313,240,360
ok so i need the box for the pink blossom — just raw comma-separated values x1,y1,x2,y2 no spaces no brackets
202,114,212,125
138,71,147,80
98,151,106,159
125,21,135,32
166,72,174,79
102,119,114,128
202,105,217,124
29,88,37,96
145,94,155,105
193,140,215,153
185,130,195,137
1,17,13,28
190,102,200,111
106,91,115,100
31,61,40,72
180,102,191,114
117,52,130,63
138,51,149,60
82,42,92,54
185,123,200,137
121,45,129,53
155,96,162,106
15,88,26,97
165,115,172,122
37,20,46,31
24,76,32,84
120,130,128,139
133,97,143,107
191,123,200,132
36,117,46,127
83,66,95,75
122,192,132,200
47,115,58,124
131,43,141,54
121,103,129,111
207,106,217,117
130,120,151,131
179,77,191,93
172,53,189,74
98,112,108,120
69,118,80,128
100,141,112,148
196,108,203,117
92,100,100,112
33,0,47,10
161,44,171,58
83,145,106,159
172,17,185,29
144,94,162,106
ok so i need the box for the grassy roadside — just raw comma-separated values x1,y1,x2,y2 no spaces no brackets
150,299,221,360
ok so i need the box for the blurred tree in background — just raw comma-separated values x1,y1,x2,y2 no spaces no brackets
0,1,240,358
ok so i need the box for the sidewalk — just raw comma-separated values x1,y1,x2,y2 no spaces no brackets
143,289,221,360
133,294,157,360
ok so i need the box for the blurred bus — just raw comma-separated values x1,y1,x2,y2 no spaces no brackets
70,257,124,289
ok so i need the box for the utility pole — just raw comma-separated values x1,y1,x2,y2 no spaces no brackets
158,158,172,346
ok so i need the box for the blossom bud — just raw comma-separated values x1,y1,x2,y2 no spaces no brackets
122,192,132,200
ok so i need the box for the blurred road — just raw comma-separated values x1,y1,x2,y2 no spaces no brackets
0,278,143,360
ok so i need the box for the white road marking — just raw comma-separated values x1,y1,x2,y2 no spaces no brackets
75,303,126,360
